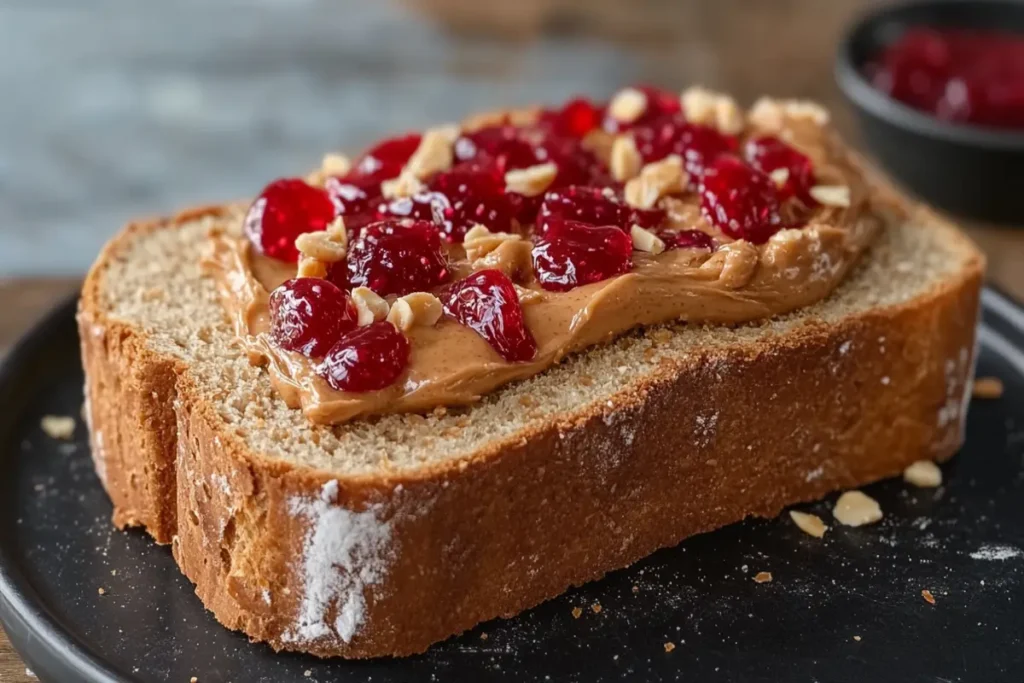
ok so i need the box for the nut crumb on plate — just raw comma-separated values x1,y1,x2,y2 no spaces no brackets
753,571,773,584
41,415,75,440
833,490,883,527
98,587,106,595
853,635,862,641
973,376,1004,399
591,602,602,614
903,460,943,488
571,606,583,619
789,510,827,538
664,641,676,653
921,589,936,605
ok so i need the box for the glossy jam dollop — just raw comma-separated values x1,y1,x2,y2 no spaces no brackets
699,156,783,244
269,278,358,357
243,179,337,263
633,116,737,178
442,269,538,362
870,27,1024,128
318,321,410,392
349,134,422,184
532,219,634,291
538,185,666,233
340,220,451,296
744,135,817,205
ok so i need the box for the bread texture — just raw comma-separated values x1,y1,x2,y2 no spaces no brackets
78,196,983,658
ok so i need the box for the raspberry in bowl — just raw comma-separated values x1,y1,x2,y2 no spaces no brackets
837,0,1024,223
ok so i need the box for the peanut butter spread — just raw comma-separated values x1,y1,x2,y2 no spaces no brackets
204,92,887,425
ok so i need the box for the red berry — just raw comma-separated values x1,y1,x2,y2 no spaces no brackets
538,185,665,233
341,220,451,296
535,136,607,188
659,229,715,252
633,115,736,177
538,97,603,137
350,134,422,184
243,179,337,263
744,136,817,204
268,278,358,358
699,156,783,244
426,162,517,240
454,125,539,171
442,269,537,362
532,219,633,291
317,322,410,392
603,85,681,133
324,175,382,232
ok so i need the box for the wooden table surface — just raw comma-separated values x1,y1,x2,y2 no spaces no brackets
3,1,1024,680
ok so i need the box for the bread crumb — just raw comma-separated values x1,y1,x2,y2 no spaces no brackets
922,589,936,605
591,602,602,614
111,569,117,576
97,587,106,595
973,376,1004,399
571,606,583,619
753,571,773,584
303,670,312,678
853,635,862,641
833,490,883,527
789,510,827,538
579,375,595,387
480,632,488,641
903,460,942,488
41,415,75,440
664,641,676,653
632,584,640,594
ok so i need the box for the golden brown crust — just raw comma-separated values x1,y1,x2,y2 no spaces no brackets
78,203,984,658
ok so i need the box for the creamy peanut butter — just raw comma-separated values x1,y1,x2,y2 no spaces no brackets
204,99,886,425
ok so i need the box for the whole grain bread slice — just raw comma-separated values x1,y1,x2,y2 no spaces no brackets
78,196,983,658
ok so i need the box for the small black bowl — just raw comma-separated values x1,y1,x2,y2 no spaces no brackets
836,0,1024,224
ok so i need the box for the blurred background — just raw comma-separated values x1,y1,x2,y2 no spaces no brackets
0,0,878,277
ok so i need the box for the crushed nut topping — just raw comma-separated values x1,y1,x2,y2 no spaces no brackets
305,152,352,185
630,224,666,255
295,218,348,264
769,168,790,188
903,460,943,488
381,171,426,199
680,86,744,135
387,292,443,332
405,125,458,179
624,155,688,209
351,287,390,326
610,135,642,181
789,510,827,538
809,185,851,208
972,376,1004,399
832,490,883,527
41,415,75,440
505,162,558,197
748,97,831,131
608,87,648,124
753,571,773,584
463,224,524,261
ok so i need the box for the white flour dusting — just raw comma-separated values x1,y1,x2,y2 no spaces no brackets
969,545,1022,561
283,480,393,645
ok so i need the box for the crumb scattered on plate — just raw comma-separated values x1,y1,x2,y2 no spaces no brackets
97,587,106,596
753,571,773,584
833,490,883,527
853,635,862,641
789,510,827,538
40,415,75,440
664,642,675,653
591,602,602,614
903,460,942,488
972,377,1004,399
571,606,582,619
922,589,936,605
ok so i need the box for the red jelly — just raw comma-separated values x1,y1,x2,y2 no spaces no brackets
243,179,337,263
454,125,539,172
318,321,410,392
349,134,422,184
870,27,1024,128
442,269,538,362
659,229,715,252
603,85,682,133
268,278,359,358
427,162,517,240
744,135,817,204
324,175,382,233
538,185,665,233
532,219,633,291
538,97,603,138
341,220,451,296
699,156,783,244
632,115,736,177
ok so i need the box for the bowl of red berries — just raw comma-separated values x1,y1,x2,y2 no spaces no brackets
836,0,1024,224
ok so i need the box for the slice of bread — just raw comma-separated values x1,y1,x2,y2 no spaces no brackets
78,194,983,658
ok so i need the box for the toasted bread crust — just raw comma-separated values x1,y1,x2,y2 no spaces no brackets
78,205,984,658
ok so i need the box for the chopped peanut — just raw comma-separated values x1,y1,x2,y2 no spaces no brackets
387,292,443,331
610,135,642,181
624,156,688,209
351,287,390,326
505,162,558,197
608,87,647,124
630,225,666,255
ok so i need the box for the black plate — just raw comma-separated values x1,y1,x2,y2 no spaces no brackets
1,291,1023,683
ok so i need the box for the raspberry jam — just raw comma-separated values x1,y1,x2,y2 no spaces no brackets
244,179,337,263
324,175,382,233
604,85,682,133
454,125,539,171
539,186,666,233
633,116,737,177
442,269,538,362
869,27,1024,128
341,220,451,297
699,156,783,244
538,97,603,137
427,163,517,240
744,136,817,204
350,134,422,183
532,219,633,291
659,229,715,252
318,321,410,392
269,278,358,358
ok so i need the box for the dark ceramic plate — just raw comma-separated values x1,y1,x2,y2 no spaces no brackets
1,292,1024,683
